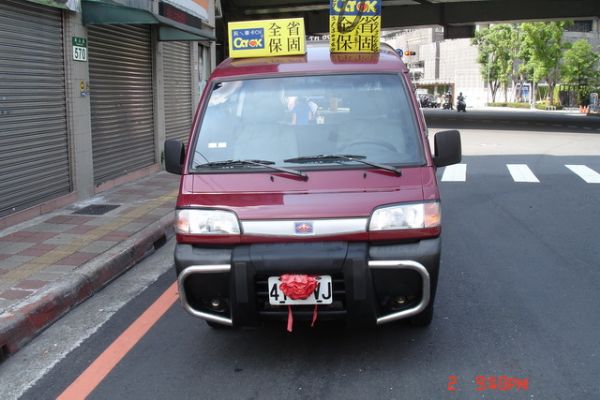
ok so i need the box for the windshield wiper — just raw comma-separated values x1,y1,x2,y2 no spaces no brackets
194,159,308,180
284,154,402,176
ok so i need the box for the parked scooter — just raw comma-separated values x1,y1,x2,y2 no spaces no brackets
456,92,466,112
419,95,431,108
442,91,453,110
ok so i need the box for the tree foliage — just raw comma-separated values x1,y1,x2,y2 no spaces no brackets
562,39,599,87
520,21,569,103
472,25,517,102
473,21,599,106
561,39,600,105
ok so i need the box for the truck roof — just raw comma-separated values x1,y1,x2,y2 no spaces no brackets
211,41,408,80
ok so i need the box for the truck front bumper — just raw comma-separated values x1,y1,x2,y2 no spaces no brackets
174,239,440,327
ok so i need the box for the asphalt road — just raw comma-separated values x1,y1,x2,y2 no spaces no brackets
3,110,600,400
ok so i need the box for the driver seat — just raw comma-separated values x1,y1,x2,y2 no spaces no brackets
337,96,405,160
233,95,297,162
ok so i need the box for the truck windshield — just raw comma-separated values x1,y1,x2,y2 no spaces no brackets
191,74,424,170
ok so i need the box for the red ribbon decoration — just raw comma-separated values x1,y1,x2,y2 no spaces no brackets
279,274,319,332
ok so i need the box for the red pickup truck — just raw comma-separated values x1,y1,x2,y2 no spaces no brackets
165,42,461,329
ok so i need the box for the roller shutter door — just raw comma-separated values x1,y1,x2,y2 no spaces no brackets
88,25,155,185
0,0,70,217
164,42,193,143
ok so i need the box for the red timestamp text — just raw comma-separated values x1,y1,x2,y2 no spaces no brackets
448,375,529,392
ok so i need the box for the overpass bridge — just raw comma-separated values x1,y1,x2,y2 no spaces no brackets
220,0,600,36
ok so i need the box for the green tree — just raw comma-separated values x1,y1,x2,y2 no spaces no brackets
517,38,534,99
561,39,600,104
473,25,518,103
507,25,527,102
520,21,569,104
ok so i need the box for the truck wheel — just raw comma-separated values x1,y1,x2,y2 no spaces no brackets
409,304,434,327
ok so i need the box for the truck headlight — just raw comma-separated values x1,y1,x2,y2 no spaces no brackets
175,209,241,235
369,202,441,231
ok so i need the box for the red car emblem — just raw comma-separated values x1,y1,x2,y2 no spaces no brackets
294,222,313,234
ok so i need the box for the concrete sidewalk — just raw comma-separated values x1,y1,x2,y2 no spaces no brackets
0,172,179,359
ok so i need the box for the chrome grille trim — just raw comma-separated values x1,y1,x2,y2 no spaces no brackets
241,218,368,236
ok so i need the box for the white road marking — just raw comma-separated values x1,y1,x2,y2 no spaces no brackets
507,164,539,183
565,165,600,183
441,164,467,182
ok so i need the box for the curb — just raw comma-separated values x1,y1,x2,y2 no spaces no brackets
0,213,175,360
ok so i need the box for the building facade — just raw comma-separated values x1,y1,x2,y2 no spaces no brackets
0,0,217,226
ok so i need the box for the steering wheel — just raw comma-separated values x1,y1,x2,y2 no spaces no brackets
343,139,397,153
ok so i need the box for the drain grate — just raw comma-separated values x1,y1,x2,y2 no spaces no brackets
73,204,120,215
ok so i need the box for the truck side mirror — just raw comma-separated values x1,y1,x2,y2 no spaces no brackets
433,130,461,168
164,139,185,175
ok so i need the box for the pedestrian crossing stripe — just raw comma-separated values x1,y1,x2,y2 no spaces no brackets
439,164,600,184
441,163,466,182
565,165,600,184
506,164,539,183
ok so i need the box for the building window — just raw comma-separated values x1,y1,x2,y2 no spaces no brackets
566,20,593,33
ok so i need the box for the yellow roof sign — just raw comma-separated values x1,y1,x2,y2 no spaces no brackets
330,0,381,53
228,18,306,59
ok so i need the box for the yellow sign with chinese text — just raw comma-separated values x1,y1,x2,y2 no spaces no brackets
228,18,306,58
329,0,381,53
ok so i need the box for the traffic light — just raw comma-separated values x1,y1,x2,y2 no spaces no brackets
404,50,416,56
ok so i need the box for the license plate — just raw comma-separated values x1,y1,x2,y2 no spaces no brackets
267,275,333,305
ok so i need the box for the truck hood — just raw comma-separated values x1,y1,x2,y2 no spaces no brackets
178,167,431,219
